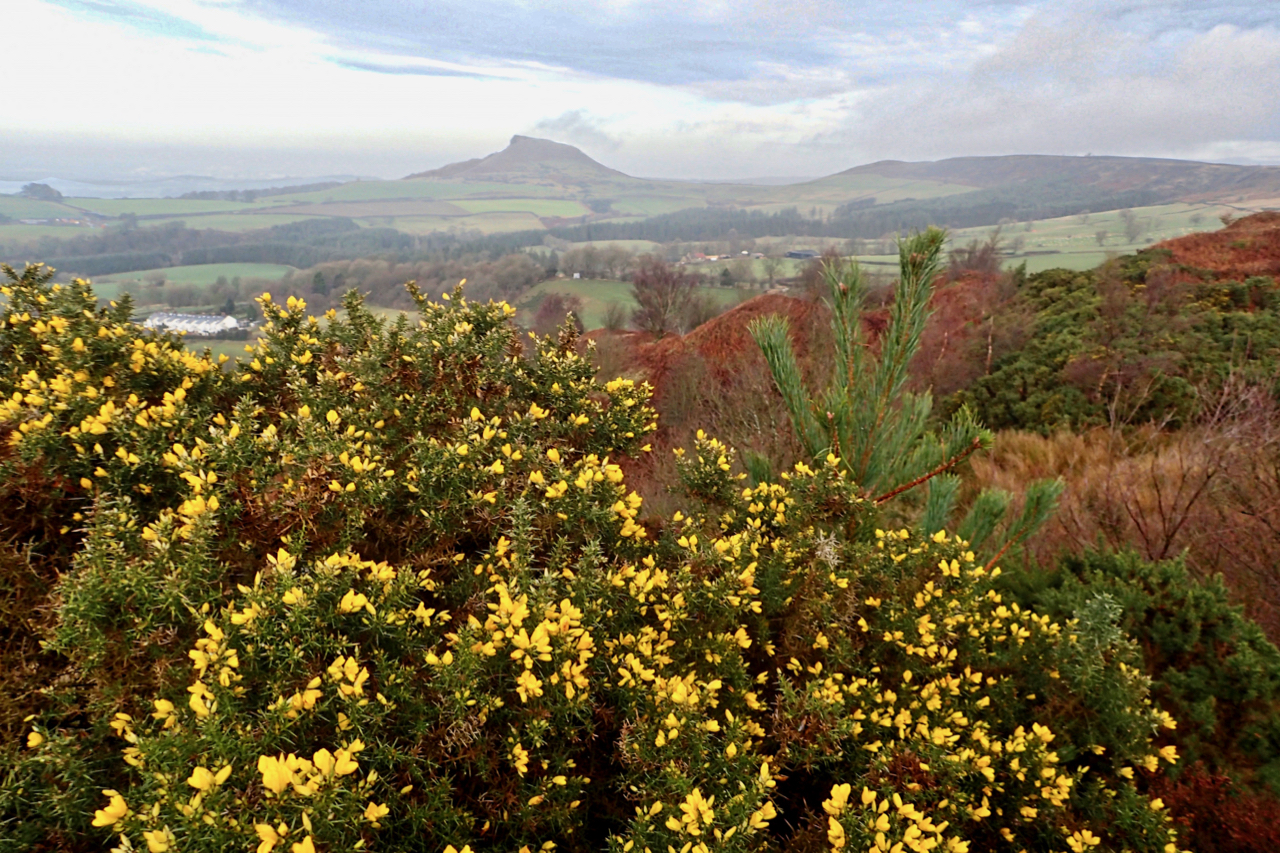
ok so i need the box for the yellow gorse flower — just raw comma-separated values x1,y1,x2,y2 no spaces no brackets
91,791,129,827
142,827,172,852
254,823,282,853
257,754,296,795
0,268,1183,853
363,801,390,825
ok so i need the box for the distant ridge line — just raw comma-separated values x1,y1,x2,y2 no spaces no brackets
403,139,1280,202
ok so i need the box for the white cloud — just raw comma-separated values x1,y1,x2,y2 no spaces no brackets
804,12,1280,166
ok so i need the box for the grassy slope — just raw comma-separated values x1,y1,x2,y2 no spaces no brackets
141,214,329,232
451,198,589,217
183,339,251,361
0,224,103,245
269,180,565,203
374,212,546,235
949,201,1233,272
767,174,977,207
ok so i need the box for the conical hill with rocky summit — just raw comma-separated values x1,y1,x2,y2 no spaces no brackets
404,135,627,182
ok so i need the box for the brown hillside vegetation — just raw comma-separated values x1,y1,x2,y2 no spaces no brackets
1152,210,1280,278
624,274,1002,411
592,294,832,510
634,293,827,390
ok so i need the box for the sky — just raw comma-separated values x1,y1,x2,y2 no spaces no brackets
3,0,1280,182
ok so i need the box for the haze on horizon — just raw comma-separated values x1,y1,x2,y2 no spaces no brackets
4,0,1280,184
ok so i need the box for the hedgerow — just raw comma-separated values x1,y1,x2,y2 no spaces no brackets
2,262,1182,852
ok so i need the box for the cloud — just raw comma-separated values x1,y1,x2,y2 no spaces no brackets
234,0,1026,88
42,0,225,41
330,59,502,79
6,0,1280,180
688,62,855,106
803,5,1280,167
530,110,621,152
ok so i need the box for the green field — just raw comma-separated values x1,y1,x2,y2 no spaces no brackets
67,198,261,216
452,198,589,217
183,339,252,361
0,197,84,219
269,179,565,205
265,201,468,218
95,263,295,289
142,213,328,232
518,278,746,330
608,195,706,216
764,174,977,206
457,212,546,234
0,224,101,245
947,201,1232,272
565,239,663,253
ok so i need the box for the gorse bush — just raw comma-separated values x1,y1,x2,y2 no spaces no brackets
950,263,1280,433
1012,550,1280,795
2,263,1182,852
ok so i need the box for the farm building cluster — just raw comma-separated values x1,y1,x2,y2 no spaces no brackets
141,312,248,337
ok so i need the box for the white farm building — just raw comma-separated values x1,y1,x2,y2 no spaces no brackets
142,313,241,336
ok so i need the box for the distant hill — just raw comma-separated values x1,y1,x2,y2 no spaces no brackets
404,141,1280,211
835,155,1280,204
405,135,628,183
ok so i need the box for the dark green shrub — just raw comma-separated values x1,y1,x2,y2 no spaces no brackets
1011,550,1280,793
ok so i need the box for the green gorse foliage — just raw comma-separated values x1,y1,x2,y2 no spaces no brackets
950,262,1280,433
1017,550,1280,796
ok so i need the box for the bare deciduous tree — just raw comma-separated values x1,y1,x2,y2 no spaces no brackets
630,257,695,338
762,256,785,287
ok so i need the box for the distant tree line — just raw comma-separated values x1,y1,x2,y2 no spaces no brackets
176,181,343,202
16,183,63,201
538,182,1164,245
275,252,553,311
6,218,430,277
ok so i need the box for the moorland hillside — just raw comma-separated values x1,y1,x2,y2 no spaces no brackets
838,156,1280,203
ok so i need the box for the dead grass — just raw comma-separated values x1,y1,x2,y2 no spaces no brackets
970,381,1280,637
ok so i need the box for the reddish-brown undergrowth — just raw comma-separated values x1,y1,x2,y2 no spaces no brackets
1153,211,1280,279
1150,765,1280,853
968,389,1280,639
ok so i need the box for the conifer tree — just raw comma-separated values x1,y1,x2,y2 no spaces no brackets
749,228,1062,558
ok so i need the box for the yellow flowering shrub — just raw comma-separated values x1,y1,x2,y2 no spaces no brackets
1,263,1181,852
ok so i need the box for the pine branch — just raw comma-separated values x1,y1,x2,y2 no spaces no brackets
873,435,984,505
749,315,826,457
